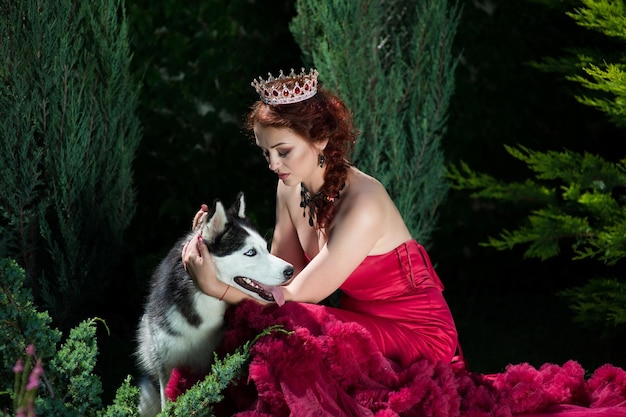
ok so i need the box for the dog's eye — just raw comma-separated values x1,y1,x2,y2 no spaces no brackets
244,249,257,257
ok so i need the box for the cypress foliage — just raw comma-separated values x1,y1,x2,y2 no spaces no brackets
447,0,626,329
448,146,626,265
0,0,141,325
159,325,290,417
289,0,460,245
0,257,141,416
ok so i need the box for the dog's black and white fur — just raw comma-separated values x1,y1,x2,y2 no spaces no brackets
136,193,293,416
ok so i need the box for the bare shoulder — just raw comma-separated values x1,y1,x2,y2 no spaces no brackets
342,169,392,209
332,170,388,230
333,168,412,253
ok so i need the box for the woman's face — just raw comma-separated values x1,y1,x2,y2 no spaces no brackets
253,124,326,187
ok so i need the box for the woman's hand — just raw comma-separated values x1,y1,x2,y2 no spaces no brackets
182,234,221,298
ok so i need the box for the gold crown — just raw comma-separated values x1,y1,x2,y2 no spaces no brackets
251,68,318,105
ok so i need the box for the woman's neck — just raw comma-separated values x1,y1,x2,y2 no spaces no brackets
301,172,325,195
300,180,346,228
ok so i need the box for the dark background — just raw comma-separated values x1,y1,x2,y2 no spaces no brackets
91,0,626,402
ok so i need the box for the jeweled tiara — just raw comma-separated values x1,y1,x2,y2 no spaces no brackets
251,68,318,105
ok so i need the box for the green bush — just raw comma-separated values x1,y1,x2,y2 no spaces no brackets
1,257,139,416
290,0,460,246
447,0,626,329
0,0,141,327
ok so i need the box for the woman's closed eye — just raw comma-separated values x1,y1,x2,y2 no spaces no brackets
261,149,291,160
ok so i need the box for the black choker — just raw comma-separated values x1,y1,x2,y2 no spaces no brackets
300,182,345,227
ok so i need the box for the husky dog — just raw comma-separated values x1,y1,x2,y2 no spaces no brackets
136,192,293,417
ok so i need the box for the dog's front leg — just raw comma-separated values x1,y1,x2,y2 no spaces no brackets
158,375,167,412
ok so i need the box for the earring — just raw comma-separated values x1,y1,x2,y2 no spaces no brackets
318,154,326,168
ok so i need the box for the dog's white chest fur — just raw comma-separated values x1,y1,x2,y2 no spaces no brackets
159,293,228,371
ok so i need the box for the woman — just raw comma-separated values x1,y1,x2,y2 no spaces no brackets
176,69,626,417
182,68,459,368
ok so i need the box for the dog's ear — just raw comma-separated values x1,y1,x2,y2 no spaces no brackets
227,192,246,219
202,199,228,242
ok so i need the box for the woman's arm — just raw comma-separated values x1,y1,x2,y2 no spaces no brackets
184,181,388,306
280,193,386,303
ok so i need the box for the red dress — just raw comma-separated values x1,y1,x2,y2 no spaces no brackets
314,239,458,367
165,240,626,416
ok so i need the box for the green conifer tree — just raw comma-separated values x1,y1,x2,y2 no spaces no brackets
0,0,141,325
447,0,626,329
0,257,141,416
290,0,460,245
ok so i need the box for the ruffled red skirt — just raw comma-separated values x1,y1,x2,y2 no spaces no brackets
166,300,626,417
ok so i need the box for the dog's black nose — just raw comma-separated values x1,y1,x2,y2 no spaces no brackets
283,266,294,280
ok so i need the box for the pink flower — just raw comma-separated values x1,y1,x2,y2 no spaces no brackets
32,359,44,377
13,358,24,373
26,374,40,391
26,375,40,391
25,344,36,357
26,360,43,391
